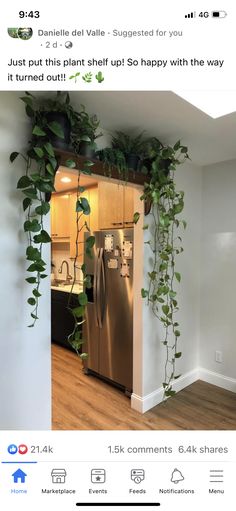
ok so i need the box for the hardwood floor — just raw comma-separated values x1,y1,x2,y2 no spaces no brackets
52,344,236,430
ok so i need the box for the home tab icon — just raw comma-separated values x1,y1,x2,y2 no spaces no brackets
12,469,27,484
51,469,67,484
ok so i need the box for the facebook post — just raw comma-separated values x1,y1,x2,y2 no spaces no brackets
0,1,235,510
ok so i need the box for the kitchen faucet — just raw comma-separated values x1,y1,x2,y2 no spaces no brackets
58,260,73,284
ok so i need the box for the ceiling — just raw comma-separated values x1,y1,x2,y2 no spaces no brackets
67,91,236,167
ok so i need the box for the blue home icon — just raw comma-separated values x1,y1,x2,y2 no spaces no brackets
12,469,27,484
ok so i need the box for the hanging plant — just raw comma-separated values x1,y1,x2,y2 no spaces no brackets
135,140,190,399
10,92,81,326
64,158,95,357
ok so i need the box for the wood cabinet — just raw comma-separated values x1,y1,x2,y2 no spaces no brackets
98,181,134,230
51,193,70,240
123,186,134,226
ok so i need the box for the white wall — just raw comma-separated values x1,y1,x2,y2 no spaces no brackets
132,161,202,411
200,159,236,382
0,92,51,429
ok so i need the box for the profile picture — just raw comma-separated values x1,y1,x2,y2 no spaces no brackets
8,27,33,40
7,28,19,39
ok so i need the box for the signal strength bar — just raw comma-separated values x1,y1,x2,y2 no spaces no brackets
185,12,196,18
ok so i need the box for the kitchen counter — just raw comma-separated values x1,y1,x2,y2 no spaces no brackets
51,283,83,295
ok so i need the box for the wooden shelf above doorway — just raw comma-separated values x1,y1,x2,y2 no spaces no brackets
54,148,149,187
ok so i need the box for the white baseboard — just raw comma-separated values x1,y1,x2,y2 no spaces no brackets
131,368,199,413
131,366,236,414
199,367,236,393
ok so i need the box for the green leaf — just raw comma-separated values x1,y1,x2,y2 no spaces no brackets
10,151,19,162
30,173,41,183
174,202,184,214
33,230,51,244
44,142,55,157
72,305,85,318
80,352,88,360
175,352,182,359
48,157,58,170
35,202,50,215
27,263,43,273
26,246,41,261
162,304,170,315
31,313,39,320
32,125,46,136
84,160,94,167
175,272,181,283
24,219,41,233
85,275,92,289
46,163,54,176
82,167,92,176
26,105,34,118
174,330,181,337
165,389,176,397
78,292,88,306
22,188,38,200
36,181,55,193
76,197,91,215
47,121,64,139
141,288,149,298
181,146,188,153
86,236,95,249
40,274,48,279
17,175,32,189
33,147,44,158
27,297,36,306
148,271,157,281
33,289,42,298
182,220,187,229
174,374,181,380
133,212,140,224
26,277,37,284
20,96,33,108
23,198,32,211
173,140,181,151
65,159,76,169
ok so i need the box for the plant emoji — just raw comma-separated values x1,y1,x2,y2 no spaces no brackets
69,72,80,83
82,72,93,83
95,71,104,83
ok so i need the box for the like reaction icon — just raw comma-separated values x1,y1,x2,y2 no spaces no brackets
7,444,28,455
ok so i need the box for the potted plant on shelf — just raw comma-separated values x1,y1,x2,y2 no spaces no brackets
71,105,103,159
111,131,146,171
20,91,81,150
96,147,128,178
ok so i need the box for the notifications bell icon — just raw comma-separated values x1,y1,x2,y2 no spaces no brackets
171,468,184,484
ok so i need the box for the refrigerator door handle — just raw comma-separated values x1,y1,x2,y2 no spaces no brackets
94,248,100,327
97,248,105,328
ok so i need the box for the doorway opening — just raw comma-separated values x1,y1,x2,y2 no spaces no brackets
51,166,144,428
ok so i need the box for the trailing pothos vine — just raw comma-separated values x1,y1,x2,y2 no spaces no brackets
136,141,190,400
65,158,95,357
10,94,64,327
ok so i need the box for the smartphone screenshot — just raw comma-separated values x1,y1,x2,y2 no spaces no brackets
0,1,235,510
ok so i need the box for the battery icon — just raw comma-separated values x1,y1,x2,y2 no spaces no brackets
212,11,227,18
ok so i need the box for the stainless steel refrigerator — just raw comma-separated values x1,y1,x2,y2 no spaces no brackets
83,229,133,395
